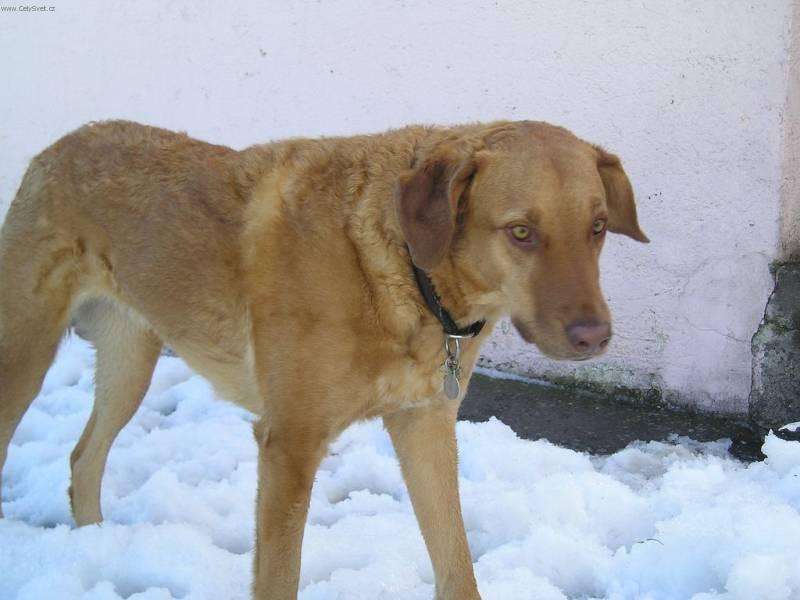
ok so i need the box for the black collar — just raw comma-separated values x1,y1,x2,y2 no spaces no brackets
412,265,486,338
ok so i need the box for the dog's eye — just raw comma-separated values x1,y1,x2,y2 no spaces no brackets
592,219,607,235
511,225,530,240
506,224,537,248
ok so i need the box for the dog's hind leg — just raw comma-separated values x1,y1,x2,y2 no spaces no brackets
69,298,162,526
0,219,75,518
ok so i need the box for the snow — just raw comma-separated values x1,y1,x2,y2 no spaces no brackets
1,337,799,600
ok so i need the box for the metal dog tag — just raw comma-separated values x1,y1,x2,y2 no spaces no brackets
443,370,461,400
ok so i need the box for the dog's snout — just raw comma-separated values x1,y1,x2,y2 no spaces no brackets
566,320,611,355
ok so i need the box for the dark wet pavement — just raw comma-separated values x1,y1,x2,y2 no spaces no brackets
459,373,765,461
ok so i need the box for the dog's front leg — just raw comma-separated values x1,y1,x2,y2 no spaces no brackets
383,402,481,600
252,417,327,599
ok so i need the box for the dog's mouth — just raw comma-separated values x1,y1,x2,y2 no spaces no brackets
545,349,600,362
511,318,607,362
511,318,566,358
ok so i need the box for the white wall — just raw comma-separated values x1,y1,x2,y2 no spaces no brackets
1,1,793,414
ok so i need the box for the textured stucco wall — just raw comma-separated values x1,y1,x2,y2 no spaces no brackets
781,0,800,262
0,1,794,414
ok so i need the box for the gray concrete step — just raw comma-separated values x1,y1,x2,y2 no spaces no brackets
459,372,765,461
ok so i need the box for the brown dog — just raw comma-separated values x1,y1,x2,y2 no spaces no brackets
0,120,647,599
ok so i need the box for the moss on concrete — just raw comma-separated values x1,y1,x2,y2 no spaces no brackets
749,263,800,429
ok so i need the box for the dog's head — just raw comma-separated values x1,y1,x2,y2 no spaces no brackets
395,121,648,361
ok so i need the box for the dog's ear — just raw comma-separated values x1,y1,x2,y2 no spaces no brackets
394,147,476,270
596,147,649,243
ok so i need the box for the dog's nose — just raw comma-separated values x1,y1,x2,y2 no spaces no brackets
566,320,611,355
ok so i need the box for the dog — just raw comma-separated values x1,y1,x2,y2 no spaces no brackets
0,119,648,599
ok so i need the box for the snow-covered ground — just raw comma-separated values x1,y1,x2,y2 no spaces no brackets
1,337,799,600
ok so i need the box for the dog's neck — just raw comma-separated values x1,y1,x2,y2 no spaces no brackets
411,263,485,338
409,258,489,398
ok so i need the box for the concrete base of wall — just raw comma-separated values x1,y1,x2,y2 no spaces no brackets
749,263,800,429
